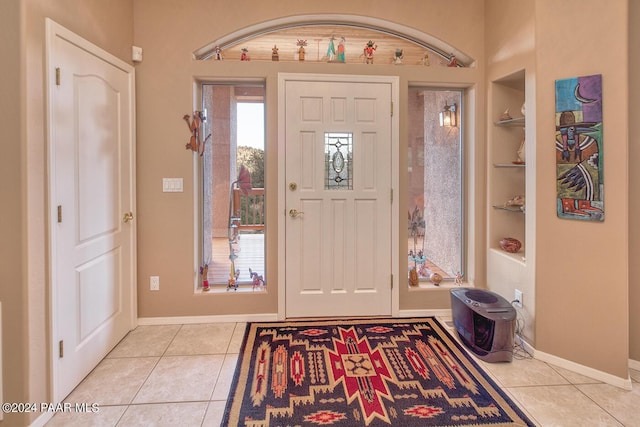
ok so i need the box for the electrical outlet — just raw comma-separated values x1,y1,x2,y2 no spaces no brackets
514,289,523,308
150,276,160,291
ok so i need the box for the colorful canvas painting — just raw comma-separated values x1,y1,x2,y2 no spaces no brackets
555,74,604,221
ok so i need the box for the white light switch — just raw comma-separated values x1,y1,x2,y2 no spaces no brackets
162,178,183,192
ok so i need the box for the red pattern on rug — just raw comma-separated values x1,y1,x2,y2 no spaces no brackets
222,318,534,426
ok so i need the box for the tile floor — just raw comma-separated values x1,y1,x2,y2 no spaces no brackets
45,321,640,427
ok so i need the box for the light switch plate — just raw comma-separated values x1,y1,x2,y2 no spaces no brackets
162,178,183,192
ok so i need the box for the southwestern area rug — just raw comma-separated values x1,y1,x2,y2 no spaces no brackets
222,318,534,426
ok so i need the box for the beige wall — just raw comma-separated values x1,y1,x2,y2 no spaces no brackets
132,0,485,318
630,0,640,362
1,1,133,425
535,0,629,377
0,2,28,426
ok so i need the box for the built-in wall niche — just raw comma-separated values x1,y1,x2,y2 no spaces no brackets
489,70,526,262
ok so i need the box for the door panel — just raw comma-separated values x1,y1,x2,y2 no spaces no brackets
48,22,135,401
285,80,392,318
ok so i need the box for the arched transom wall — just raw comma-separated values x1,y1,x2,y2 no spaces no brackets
193,14,474,67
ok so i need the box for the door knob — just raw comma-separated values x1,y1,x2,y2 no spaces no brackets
289,182,297,191
123,212,134,223
289,209,304,218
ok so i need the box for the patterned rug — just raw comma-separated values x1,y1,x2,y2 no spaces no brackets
222,318,533,426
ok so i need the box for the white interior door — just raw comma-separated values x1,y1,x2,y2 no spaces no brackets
47,20,136,401
284,78,392,318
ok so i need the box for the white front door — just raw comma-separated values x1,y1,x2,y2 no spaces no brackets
284,77,393,318
47,20,136,401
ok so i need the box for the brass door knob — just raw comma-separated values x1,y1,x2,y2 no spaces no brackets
289,209,304,218
123,212,134,223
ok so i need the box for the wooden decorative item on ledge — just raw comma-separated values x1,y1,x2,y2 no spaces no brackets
183,111,211,156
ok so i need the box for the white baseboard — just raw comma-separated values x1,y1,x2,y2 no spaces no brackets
534,347,633,390
29,412,53,427
137,313,279,325
397,309,452,319
629,358,640,371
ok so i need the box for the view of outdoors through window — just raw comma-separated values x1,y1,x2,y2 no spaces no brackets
202,84,266,291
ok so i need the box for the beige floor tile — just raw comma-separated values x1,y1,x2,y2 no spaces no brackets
117,402,208,427
64,357,159,406
202,401,228,427
548,364,603,385
481,357,570,387
577,383,640,427
228,322,247,353
211,353,239,401
133,355,225,403
45,405,127,427
629,368,640,383
165,323,236,355
508,385,623,426
107,325,181,358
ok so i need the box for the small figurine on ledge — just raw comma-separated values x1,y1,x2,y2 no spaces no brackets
297,39,307,61
363,40,377,64
213,46,223,61
271,45,279,61
240,47,250,61
447,53,458,67
393,48,404,65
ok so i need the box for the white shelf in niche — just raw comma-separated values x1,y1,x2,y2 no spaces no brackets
494,116,525,127
489,247,526,265
492,205,525,213
493,163,525,168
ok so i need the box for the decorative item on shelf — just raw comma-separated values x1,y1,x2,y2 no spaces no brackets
408,206,426,273
336,37,346,62
296,39,307,61
213,46,223,60
363,40,377,64
499,108,512,121
454,271,463,285
183,111,211,156
227,264,240,291
227,165,252,289
326,36,336,62
420,52,430,66
240,47,250,61
409,267,419,287
439,103,457,127
516,136,526,163
200,263,210,292
393,48,404,65
447,53,457,67
271,45,279,61
499,237,522,253
504,195,525,208
249,268,265,291
430,272,443,286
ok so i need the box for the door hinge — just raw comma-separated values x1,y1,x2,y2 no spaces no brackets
390,101,394,117
57,205,62,223
390,188,393,204
59,340,64,358
55,67,61,86
391,274,394,289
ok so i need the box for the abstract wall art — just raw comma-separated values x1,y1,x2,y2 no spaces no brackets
555,74,604,221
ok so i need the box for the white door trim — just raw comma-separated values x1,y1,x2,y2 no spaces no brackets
45,18,137,403
277,73,399,320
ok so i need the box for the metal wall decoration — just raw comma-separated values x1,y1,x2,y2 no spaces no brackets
555,74,604,221
325,132,353,190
